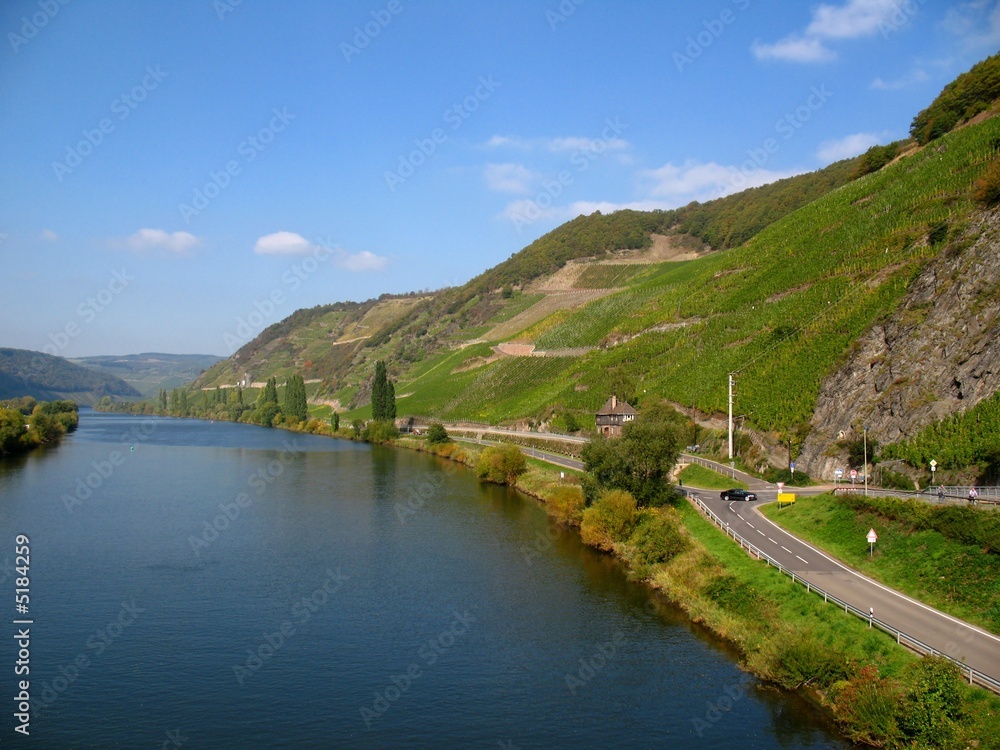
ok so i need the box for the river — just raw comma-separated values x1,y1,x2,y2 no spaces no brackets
0,410,848,748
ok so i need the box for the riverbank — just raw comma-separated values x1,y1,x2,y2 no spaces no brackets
395,433,1000,749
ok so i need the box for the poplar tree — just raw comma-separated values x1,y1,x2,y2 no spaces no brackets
372,361,387,420
283,374,308,422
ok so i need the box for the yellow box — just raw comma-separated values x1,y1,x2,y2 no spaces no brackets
777,493,796,505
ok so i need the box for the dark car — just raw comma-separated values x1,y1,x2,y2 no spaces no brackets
721,489,757,502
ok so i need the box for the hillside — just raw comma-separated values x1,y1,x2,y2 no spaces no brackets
71,353,222,397
177,57,1000,482
0,348,141,405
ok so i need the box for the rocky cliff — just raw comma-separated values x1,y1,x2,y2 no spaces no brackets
799,207,1000,479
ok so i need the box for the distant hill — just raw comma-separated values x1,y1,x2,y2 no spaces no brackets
0,348,141,404
70,353,222,397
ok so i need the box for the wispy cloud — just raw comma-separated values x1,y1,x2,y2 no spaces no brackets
339,250,388,272
40,229,59,241
253,231,388,271
817,132,886,162
752,35,837,63
641,160,801,204
943,0,1000,48
498,159,803,231
753,0,903,63
125,228,201,256
485,134,630,153
871,69,931,90
484,163,537,194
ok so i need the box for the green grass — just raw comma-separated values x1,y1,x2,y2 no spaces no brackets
760,494,1000,634
678,462,748,490
674,501,910,670
573,264,656,289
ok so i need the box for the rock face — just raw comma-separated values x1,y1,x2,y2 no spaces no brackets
799,209,1000,479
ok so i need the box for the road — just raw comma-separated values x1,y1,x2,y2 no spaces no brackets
683,455,1000,690
454,435,584,471
450,436,1000,689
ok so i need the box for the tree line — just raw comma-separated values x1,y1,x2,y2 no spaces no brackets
0,398,79,456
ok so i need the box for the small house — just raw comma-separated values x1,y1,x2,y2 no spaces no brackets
596,395,636,437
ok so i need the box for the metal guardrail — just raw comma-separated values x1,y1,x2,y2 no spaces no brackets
684,490,1000,695
834,486,999,509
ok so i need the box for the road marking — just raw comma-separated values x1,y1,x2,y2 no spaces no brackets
757,530,766,537
796,555,808,564
769,538,778,544
736,514,745,521
781,546,792,553
746,523,754,529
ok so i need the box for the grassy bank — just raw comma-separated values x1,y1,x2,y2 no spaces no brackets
678,462,747,490
760,493,1000,634
393,433,1000,749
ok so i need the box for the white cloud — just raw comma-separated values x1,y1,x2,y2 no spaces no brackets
498,159,804,231
806,0,900,38
39,229,58,241
484,163,537,194
126,228,200,256
752,35,836,63
485,135,521,148
871,69,930,90
817,132,884,162
253,231,314,255
642,160,801,204
254,231,388,271
339,250,388,272
753,0,904,63
546,136,630,152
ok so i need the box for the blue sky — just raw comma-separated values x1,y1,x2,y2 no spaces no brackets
1,0,997,357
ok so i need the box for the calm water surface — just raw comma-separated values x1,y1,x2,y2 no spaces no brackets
0,411,849,748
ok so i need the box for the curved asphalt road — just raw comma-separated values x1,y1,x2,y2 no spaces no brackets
685,455,1000,688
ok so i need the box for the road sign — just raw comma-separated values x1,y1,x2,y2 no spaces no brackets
930,460,937,469
777,492,796,506
776,481,784,491
790,462,795,475
850,469,858,479
867,528,877,558
834,468,843,478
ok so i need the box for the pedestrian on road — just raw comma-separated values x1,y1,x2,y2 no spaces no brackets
938,484,945,501
969,487,979,505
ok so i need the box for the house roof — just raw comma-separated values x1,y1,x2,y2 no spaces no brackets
596,396,636,416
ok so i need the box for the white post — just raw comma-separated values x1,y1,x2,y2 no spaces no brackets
728,373,734,460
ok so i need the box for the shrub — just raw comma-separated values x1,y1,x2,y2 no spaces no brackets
580,489,639,551
899,656,963,748
546,485,585,526
761,633,848,691
971,157,1000,206
363,419,399,443
762,467,812,486
628,511,688,566
426,422,450,445
476,444,527,485
833,666,903,747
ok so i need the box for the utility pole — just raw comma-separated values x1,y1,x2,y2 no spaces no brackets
728,373,734,460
